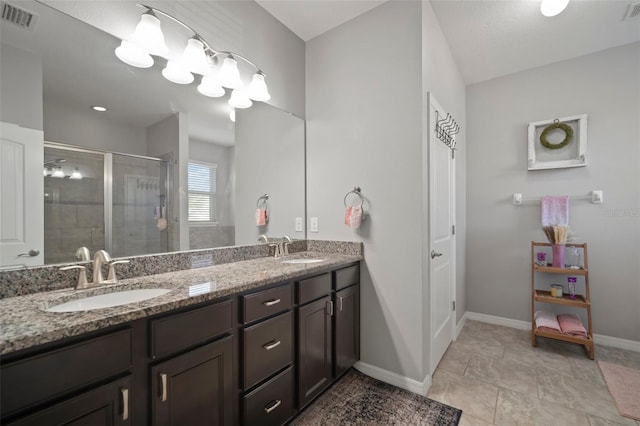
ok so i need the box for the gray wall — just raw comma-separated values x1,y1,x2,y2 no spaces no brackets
0,43,43,130
466,42,640,341
307,0,466,383
234,103,305,245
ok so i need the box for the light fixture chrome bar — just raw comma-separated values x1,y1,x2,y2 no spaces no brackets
137,3,264,73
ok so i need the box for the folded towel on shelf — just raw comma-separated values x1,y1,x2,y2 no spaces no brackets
541,195,569,226
255,208,268,227
534,310,561,333
344,206,362,229
558,313,587,337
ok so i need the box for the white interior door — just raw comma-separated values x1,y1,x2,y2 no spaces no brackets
0,122,44,267
428,94,456,374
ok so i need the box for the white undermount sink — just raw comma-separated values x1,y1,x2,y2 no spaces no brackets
281,258,326,264
45,288,171,313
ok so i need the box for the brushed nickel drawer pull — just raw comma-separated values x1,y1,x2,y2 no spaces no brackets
263,340,281,350
160,373,168,402
264,399,282,413
339,296,344,312
263,298,281,307
121,387,129,421
326,300,333,316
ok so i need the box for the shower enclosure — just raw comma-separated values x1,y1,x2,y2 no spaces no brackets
44,143,170,264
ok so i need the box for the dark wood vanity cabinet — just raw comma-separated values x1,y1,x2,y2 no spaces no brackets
334,283,360,378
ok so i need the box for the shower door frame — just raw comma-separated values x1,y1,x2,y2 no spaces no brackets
44,142,169,256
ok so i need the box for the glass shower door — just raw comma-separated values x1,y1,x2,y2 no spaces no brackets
110,154,168,258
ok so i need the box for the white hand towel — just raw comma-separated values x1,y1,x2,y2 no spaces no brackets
541,195,569,226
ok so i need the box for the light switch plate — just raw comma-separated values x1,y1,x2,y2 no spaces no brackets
295,217,303,232
310,217,319,233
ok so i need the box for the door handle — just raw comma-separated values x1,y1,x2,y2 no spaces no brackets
430,250,443,259
18,249,40,257
120,387,129,421
160,373,168,402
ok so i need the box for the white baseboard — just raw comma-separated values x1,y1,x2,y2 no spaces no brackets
354,361,431,396
454,312,468,340
466,311,640,352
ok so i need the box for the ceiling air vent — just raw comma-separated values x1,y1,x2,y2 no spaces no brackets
625,1,640,20
1,2,38,30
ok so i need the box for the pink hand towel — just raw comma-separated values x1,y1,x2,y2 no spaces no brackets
534,310,561,333
345,206,362,229
558,313,587,337
255,208,267,227
541,195,569,226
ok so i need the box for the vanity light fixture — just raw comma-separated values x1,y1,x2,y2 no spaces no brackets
115,4,270,108
540,0,570,17
51,167,65,178
69,167,83,180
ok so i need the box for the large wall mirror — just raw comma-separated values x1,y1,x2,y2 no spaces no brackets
0,1,305,268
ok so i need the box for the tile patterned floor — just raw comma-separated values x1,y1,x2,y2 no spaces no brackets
426,320,640,426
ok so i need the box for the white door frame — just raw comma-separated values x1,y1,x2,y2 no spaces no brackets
427,93,457,374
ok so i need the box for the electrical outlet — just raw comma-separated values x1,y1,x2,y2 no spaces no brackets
295,217,303,232
310,217,319,233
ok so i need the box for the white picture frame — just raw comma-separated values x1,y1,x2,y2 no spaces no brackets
527,114,588,171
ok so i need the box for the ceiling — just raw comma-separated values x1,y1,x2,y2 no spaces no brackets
257,0,640,84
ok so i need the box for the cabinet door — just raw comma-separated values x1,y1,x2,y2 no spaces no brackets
151,336,233,426
297,296,332,409
8,376,132,426
334,284,360,378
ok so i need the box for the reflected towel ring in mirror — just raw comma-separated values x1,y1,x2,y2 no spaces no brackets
256,193,269,208
344,187,364,208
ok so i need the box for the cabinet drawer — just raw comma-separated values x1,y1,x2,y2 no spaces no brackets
297,273,331,305
243,283,292,324
334,264,360,291
151,299,232,359
1,329,132,418
243,366,293,426
243,311,293,390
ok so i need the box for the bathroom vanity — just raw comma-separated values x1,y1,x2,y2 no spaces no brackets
0,252,361,425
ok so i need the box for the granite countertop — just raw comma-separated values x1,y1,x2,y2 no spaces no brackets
0,252,361,355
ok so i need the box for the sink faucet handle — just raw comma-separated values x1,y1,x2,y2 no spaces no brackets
269,242,283,258
107,260,130,282
59,265,89,289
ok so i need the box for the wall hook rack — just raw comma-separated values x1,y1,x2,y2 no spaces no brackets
435,111,460,151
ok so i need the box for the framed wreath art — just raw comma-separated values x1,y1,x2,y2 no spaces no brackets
527,114,588,170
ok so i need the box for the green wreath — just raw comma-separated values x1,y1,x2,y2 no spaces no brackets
540,119,573,149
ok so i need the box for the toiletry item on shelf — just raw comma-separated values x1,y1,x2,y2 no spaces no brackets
565,246,582,269
568,277,577,299
536,252,547,266
551,284,563,297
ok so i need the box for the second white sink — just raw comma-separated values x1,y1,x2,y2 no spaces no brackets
46,289,171,313
281,258,326,264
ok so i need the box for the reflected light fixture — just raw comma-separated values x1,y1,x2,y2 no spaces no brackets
92,105,108,112
52,167,65,178
229,108,235,122
540,0,570,16
115,4,271,108
69,167,83,180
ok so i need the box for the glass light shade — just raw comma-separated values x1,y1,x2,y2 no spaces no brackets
52,167,65,178
540,0,570,16
229,109,235,122
69,168,83,180
228,87,252,109
183,38,209,75
162,60,194,84
131,11,169,57
219,56,241,89
248,72,271,101
115,40,154,68
43,167,49,176
197,73,225,97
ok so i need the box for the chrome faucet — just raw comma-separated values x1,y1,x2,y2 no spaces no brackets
92,250,112,285
75,246,91,261
258,234,268,243
282,236,292,256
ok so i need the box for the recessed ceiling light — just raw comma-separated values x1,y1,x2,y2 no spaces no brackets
92,105,108,112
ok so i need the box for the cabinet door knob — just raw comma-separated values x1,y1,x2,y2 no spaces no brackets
120,387,129,421
262,340,281,351
262,298,281,307
264,399,282,414
160,373,168,402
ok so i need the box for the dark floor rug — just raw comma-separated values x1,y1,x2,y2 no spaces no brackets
292,369,462,425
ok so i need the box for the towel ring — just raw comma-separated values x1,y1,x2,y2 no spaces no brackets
256,194,269,208
344,187,364,208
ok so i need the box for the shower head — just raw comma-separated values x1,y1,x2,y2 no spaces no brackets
44,158,66,165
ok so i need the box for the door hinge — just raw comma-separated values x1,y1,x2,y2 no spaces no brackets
452,301,456,311
452,225,455,235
